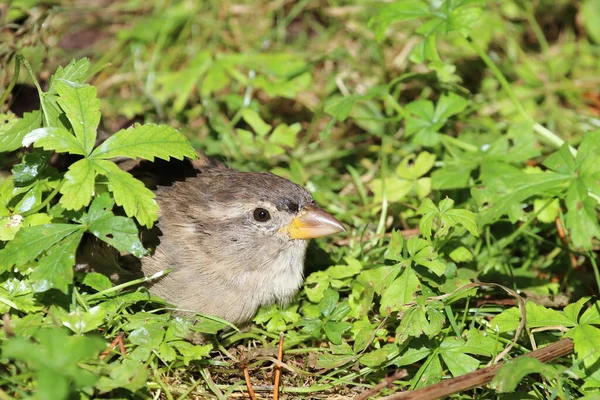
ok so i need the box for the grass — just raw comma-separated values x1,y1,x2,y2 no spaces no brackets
1,0,600,399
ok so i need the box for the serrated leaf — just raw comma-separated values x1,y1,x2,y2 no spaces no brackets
59,159,96,210
40,92,65,128
434,92,468,121
55,80,100,155
324,95,359,120
384,229,404,261
270,123,300,148
565,179,600,250
91,123,196,161
324,321,352,345
201,62,229,97
359,344,399,367
320,289,339,317
93,160,158,227
0,224,82,270
380,268,420,312
543,143,576,175
491,357,559,392
580,301,600,325
576,129,600,178
475,169,571,225
0,111,42,153
2,327,104,398
12,152,49,185
22,127,85,155
30,230,83,293
89,214,146,257
49,59,91,92
406,237,446,276
61,305,105,334
441,350,479,376
82,193,146,257
82,272,113,292
564,297,591,324
370,0,431,41
241,109,271,137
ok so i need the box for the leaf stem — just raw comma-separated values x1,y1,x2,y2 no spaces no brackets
83,268,172,301
440,135,478,153
22,180,64,217
0,55,20,109
587,251,600,295
465,38,576,157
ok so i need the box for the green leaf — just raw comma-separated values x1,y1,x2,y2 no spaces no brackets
434,92,468,121
406,237,446,276
359,344,399,367
91,123,196,161
169,341,212,365
370,0,431,41
418,198,478,239
491,357,560,392
22,127,86,155
2,327,104,400
320,289,339,317
582,0,600,43
93,160,159,227
12,152,50,185
567,323,600,370
380,268,420,312
128,323,165,361
565,179,600,250
439,337,480,376
543,143,576,175
48,58,91,92
384,229,404,261
61,306,105,334
270,123,300,148
201,62,230,97
396,152,436,179
82,272,113,292
413,353,442,388
0,223,82,270
59,159,96,210
30,230,83,293
84,193,146,257
490,302,574,333
324,95,360,120
95,359,148,392
0,110,42,153
55,80,100,155
564,297,591,324
580,301,600,325
323,321,352,345
475,167,571,225
241,109,271,137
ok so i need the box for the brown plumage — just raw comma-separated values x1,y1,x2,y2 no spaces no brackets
80,158,344,324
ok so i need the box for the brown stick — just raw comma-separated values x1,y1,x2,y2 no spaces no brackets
379,338,574,400
555,217,579,269
99,333,126,360
273,332,285,400
243,365,257,400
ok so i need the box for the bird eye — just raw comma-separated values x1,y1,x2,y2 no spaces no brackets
253,208,271,222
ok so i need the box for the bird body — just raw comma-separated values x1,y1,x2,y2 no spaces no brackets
82,162,345,324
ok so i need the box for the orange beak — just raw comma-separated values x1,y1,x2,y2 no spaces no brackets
283,204,345,239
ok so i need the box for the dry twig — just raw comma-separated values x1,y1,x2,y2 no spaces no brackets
273,332,285,400
379,338,574,400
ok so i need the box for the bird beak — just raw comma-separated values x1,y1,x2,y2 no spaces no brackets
283,204,345,239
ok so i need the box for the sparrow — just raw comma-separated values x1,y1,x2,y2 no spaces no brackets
81,158,345,325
